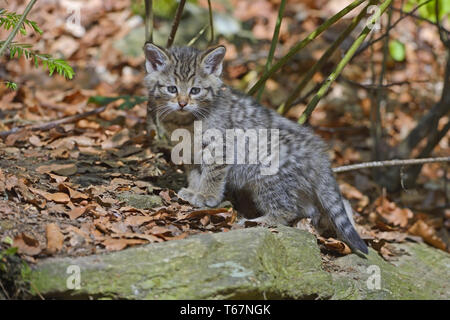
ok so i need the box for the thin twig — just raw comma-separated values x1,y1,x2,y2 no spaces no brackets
0,105,106,138
247,0,367,96
333,157,450,173
207,0,214,45
340,76,429,89
256,0,286,101
391,7,450,34
372,4,392,161
144,0,153,43
0,280,10,300
0,0,38,56
298,0,394,124
187,24,208,47
278,3,368,115
435,0,449,47
166,0,187,48
354,0,434,58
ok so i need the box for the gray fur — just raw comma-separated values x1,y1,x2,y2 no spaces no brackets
144,44,368,254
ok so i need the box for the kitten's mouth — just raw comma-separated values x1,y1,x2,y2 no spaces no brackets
176,109,191,114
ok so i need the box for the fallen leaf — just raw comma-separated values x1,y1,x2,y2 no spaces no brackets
48,173,68,184
110,232,161,242
30,187,70,204
46,223,64,254
374,195,413,228
58,184,89,200
13,233,41,256
318,236,352,255
102,238,147,251
36,163,77,176
408,220,447,251
184,208,229,219
101,128,130,150
124,215,154,226
148,225,173,235
68,206,90,219
29,135,44,147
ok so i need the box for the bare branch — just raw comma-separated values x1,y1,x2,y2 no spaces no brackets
144,0,154,43
207,0,214,45
333,157,450,173
166,0,187,48
354,0,434,58
0,106,107,138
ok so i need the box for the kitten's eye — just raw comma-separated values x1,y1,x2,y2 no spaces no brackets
167,86,178,94
190,87,201,95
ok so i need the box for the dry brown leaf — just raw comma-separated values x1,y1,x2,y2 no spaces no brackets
339,182,369,210
5,130,31,146
36,163,77,176
163,233,189,241
13,233,41,256
375,231,407,242
46,223,64,254
110,232,161,242
0,169,5,193
124,215,154,226
48,173,68,184
200,215,210,226
64,225,91,244
159,190,172,203
29,135,44,147
408,220,447,251
185,208,229,219
103,238,147,251
318,236,352,255
58,183,89,200
101,128,130,150
68,206,89,219
148,225,173,235
30,187,70,204
374,196,413,228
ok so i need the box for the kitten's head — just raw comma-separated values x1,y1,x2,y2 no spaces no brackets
144,43,226,119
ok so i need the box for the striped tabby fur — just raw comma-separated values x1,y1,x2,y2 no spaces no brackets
144,43,368,254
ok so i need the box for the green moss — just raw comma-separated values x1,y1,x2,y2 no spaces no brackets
29,227,450,300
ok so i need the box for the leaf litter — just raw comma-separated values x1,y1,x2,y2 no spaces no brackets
0,0,449,262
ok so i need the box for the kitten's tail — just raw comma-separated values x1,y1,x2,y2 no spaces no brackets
316,178,368,254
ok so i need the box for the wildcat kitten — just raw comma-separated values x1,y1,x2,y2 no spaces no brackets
144,43,368,254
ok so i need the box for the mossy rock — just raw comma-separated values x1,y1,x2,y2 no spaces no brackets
116,192,162,209
29,226,449,299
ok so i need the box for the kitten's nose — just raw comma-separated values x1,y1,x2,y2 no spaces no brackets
178,100,188,108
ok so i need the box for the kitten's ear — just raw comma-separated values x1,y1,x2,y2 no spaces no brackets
201,45,226,76
144,43,169,73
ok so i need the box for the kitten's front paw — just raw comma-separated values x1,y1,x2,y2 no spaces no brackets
178,188,195,203
178,188,221,207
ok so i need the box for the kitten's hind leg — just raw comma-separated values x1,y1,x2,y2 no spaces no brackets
186,167,202,191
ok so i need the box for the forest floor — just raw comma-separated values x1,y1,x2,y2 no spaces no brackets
0,0,449,287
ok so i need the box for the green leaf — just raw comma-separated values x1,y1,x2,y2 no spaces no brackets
0,10,43,35
389,39,406,62
118,96,148,110
88,95,147,109
88,96,123,106
2,42,75,80
5,81,18,90
2,236,14,245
